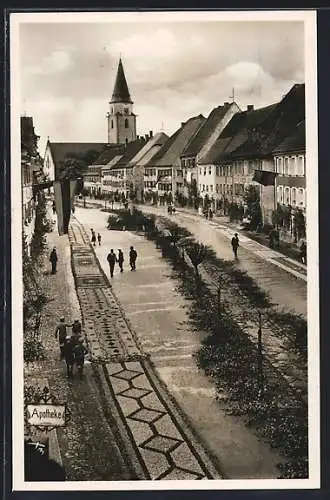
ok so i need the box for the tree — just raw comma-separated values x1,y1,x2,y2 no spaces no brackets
167,191,173,205
244,185,262,231
185,242,208,277
293,208,306,241
167,223,183,246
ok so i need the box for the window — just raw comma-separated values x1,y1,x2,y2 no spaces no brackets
210,185,213,192
204,168,206,176
291,187,297,205
200,168,202,175
125,119,129,128
111,120,114,129
277,186,283,203
297,156,304,176
216,184,219,193
208,167,212,175
206,185,209,192
284,187,290,205
284,157,289,175
277,157,283,175
202,184,205,192
298,188,305,206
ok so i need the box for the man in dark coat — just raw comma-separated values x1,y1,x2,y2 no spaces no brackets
73,337,88,378
107,249,116,278
63,336,75,377
231,233,239,259
49,247,58,274
129,246,137,271
117,249,124,272
54,317,67,359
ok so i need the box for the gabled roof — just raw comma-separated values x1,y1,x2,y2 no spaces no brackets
200,102,278,164
128,132,169,167
110,138,148,169
273,120,305,154
148,115,206,167
110,58,132,104
93,144,124,165
181,104,231,158
258,83,305,156
47,142,106,166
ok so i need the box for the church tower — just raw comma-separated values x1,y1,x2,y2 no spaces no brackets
107,59,137,144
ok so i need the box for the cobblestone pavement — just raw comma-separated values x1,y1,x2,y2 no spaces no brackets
69,217,223,480
24,208,132,481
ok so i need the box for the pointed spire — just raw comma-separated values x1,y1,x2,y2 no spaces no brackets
111,58,132,104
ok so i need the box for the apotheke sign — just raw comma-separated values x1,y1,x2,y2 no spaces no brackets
27,404,66,427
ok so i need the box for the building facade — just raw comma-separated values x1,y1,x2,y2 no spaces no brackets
21,116,43,251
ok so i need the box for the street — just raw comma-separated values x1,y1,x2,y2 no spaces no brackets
136,205,307,318
73,205,284,479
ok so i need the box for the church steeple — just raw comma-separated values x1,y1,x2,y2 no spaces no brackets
111,58,132,104
107,58,136,144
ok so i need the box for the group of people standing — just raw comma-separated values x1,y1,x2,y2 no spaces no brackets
54,318,88,378
90,229,102,246
107,246,137,278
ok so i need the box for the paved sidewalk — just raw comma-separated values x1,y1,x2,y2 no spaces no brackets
74,206,284,479
24,207,132,481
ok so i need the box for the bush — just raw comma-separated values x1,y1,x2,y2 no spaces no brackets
24,336,46,363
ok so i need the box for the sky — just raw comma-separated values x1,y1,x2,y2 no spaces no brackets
18,17,305,155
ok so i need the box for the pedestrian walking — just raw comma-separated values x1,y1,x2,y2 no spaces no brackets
97,233,102,246
231,233,239,259
49,247,58,274
300,240,307,265
129,246,137,271
72,319,82,338
63,336,75,378
73,338,88,378
209,208,213,220
54,317,68,359
107,249,116,278
117,249,124,272
52,201,56,215
91,230,96,246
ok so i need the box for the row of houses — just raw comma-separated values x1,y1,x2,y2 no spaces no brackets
21,116,44,249
43,82,306,230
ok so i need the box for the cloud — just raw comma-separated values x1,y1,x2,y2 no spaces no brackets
18,20,305,148
26,49,73,76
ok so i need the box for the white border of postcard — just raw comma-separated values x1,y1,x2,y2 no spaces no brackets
10,9,319,491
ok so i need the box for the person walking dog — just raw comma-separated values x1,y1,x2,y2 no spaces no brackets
107,249,116,278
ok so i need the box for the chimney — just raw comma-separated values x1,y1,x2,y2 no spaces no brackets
224,101,229,106
145,134,149,141
149,130,153,138
247,105,254,112
136,135,139,140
